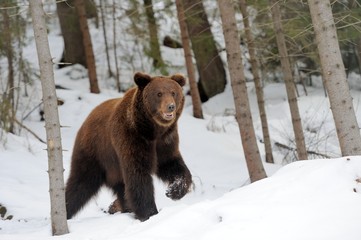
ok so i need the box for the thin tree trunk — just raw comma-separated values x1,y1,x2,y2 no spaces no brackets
16,12,29,98
74,0,100,94
175,0,203,119
307,0,361,155
351,0,361,74
29,0,69,235
269,0,308,160
2,4,15,134
183,0,227,102
355,39,361,74
217,0,267,183
112,0,121,92
100,0,114,78
143,0,168,75
239,0,274,163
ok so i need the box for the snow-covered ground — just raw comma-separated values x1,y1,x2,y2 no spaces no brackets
2,3,361,239
1,104,361,240
2,59,361,240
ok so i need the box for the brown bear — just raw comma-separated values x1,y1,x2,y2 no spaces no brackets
65,72,192,221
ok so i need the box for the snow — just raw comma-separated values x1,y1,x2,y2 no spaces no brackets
2,123,361,240
1,4,361,240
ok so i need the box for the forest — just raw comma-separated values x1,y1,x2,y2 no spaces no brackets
1,0,361,239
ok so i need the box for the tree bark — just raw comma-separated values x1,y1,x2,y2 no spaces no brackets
56,0,86,67
356,38,361,74
100,0,114,78
112,0,121,92
74,0,100,93
217,0,267,183
269,0,308,160
175,0,203,119
1,3,15,133
239,0,274,163
29,0,69,235
183,0,227,102
143,0,168,75
307,0,361,156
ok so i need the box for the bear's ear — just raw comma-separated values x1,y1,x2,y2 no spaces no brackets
170,74,186,87
134,72,152,89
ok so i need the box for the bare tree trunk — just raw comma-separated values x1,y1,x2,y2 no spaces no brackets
143,0,168,75
112,0,121,92
183,0,227,102
239,0,274,163
56,0,86,67
351,0,361,74
0,1,17,135
307,0,361,156
269,0,308,160
217,0,267,183
2,5,15,133
175,0,203,119
355,38,361,74
29,0,69,235
100,0,114,78
74,0,100,93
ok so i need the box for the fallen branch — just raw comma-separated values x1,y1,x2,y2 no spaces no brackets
14,118,46,144
275,141,331,159
22,102,42,120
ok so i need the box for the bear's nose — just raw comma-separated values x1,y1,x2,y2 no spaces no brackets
167,103,175,112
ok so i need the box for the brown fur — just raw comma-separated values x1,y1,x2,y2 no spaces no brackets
65,72,192,221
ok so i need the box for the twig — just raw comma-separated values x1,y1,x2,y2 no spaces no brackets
14,118,46,144
22,102,42,120
275,141,331,159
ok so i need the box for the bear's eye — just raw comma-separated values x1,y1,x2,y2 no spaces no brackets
171,91,176,97
157,92,162,97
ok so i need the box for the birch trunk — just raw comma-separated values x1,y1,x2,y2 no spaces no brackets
29,0,69,235
217,0,267,182
307,0,361,155
269,0,308,160
175,0,203,119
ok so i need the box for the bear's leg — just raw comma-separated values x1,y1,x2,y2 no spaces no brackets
108,199,122,214
108,182,132,214
157,156,192,200
124,172,158,221
65,158,105,219
156,132,192,200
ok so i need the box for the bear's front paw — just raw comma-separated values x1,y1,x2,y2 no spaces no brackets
166,176,191,200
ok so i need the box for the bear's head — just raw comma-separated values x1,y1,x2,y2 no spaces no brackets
134,72,186,126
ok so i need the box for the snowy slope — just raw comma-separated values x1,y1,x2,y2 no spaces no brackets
1,121,361,240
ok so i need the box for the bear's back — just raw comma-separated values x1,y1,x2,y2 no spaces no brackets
72,98,120,166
